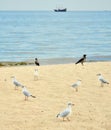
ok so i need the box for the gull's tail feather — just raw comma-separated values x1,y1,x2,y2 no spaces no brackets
106,82,109,84
31,95,36,98
103,80,109,84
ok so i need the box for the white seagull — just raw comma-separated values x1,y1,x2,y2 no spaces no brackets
71,80,81,92
22,86,36,100
34,69,39,80
97,74,109,87
11,76,23,90
56,102,74,121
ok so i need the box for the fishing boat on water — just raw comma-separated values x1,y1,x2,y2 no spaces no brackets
54,8,67,12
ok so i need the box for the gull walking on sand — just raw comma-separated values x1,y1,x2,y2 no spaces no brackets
56,102,74,121
97,74,109,87
22,86,36,100
34,69,39,80
71,80,81,92
75,54,86,65
11,76,23,90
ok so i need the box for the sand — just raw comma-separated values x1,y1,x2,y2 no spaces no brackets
0,62,111,130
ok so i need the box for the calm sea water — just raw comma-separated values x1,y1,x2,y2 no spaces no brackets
0,11,111,62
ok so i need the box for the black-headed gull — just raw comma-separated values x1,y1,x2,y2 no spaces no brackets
56,102,74,121
97,74,109,87
34,69,39,80
71,80,81,92
22,86,36,100
11,76,23,90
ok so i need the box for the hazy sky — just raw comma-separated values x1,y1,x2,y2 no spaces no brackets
0,0,111,11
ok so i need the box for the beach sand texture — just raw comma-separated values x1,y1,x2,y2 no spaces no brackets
0,62,111,130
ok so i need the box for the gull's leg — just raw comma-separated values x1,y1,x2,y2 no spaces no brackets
25,96,27,101
63,117,65,121
76,88,78,92
34,76,38,81
101,82,103,87
15,86,16,90
67,117,70,121
36,76,38,80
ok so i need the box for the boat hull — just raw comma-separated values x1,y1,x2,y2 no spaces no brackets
54,8,67,12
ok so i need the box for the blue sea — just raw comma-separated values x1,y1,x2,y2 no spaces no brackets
0,11,111,62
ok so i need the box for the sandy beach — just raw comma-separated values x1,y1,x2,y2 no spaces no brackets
0,61,111,130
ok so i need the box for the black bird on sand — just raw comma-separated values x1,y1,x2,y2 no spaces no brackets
35,58,40,66
75,54,86,65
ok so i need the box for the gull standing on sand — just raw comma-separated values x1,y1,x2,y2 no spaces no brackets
97,73,109,87
71,80,81,92
56,102,74,121
34,69,39,80
11,76,23,90
22,86,36,100
75,54,86,65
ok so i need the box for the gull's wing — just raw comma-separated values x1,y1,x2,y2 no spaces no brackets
23,89,31,97
100,78,109,84
59,108,70,117
72,83,77,88
13,80,22,86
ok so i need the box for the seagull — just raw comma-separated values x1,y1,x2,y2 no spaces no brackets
11,76,23,90
71,80,81,92
35,58,40,66
34,69,39,80
56,102,74,121
97,74,109,87
75,54,86,65
22,86,36,100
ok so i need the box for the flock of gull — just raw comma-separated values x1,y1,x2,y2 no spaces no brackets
10,59,39,101
8,56,110,121
11,76,36,100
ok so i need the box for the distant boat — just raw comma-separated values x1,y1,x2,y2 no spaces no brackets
54,8,67,12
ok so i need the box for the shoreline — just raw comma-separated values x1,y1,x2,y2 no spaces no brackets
0,56,111,66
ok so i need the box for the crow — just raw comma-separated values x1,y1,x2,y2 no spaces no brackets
35,58,40,66
75,54,86,65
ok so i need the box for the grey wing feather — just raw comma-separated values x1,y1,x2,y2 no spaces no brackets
14,80,22,86
23,90,30,97
59,109,70,117
100,78,109,84
72,83,77,88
